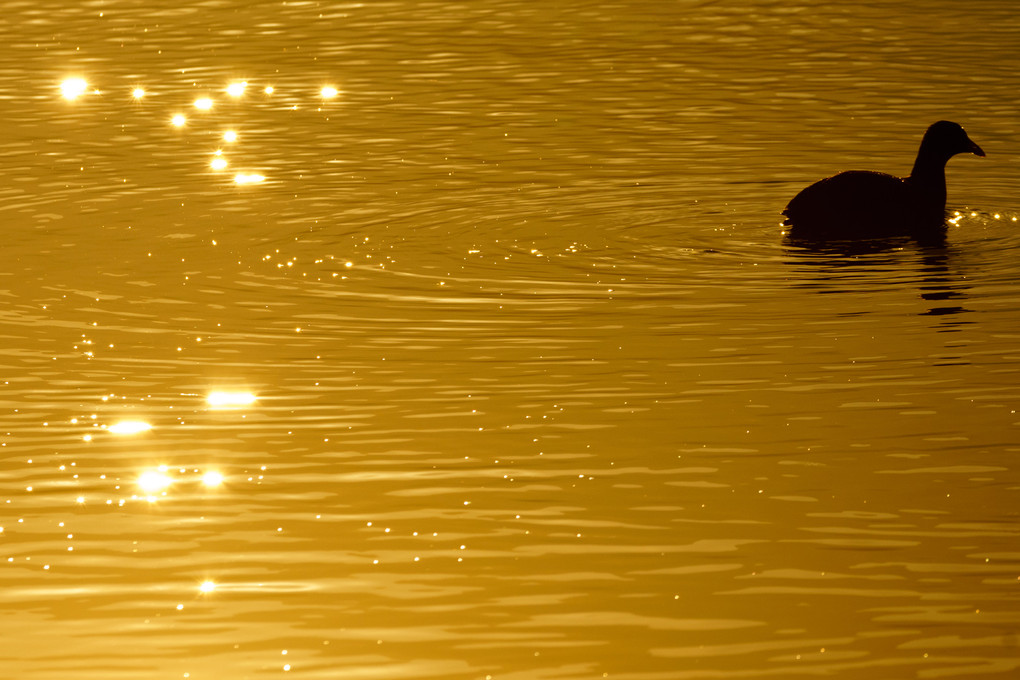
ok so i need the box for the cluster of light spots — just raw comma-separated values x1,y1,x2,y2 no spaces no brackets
108,420,153,435
61,463,228,509
246,465,268,484
59,77,343,189
207,391,257,407
60,78,88,100
256,247,379,281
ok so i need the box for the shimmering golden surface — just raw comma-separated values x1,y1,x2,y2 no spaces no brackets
2,1,1019,679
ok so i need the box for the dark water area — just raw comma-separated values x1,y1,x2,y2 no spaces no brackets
1,1,1019,678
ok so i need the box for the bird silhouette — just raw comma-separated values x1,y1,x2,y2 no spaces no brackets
784,121,984,241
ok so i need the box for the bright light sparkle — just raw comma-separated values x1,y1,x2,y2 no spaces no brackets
171,114,186,127
61,78,88,100
202,471,224,487
132,88,146,99
223,130,237,142
211,157,228,171
234,173,265,185
207,391,257,407
138,470,172,493
199,581,217,593
108,421,152,435
194,98,213,110
320,86,339,98
226,81,247,97
264,86,274,94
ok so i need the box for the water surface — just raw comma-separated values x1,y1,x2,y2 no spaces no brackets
2,1,1019,678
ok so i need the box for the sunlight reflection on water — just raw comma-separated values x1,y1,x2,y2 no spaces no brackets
1,0,1019,678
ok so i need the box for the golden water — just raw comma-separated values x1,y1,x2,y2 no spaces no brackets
2,1,1019,678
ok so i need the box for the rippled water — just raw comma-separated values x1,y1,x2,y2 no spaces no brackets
2,1,1020,678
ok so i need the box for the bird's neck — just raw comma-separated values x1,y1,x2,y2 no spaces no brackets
908,148,949,207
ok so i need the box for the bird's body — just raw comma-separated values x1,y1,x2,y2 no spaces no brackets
783,121,984,241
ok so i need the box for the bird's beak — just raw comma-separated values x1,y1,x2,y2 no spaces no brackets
968,138,986,157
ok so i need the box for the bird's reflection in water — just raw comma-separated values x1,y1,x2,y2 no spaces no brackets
916,246,973,330
783,231,973,331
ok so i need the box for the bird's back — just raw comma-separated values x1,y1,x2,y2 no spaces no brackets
784,170,933,240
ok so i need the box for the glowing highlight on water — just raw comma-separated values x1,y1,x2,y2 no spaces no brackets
108,421,152,435
202,471,224,487
60,78,88,100
207,391,257,407
138,470,172,493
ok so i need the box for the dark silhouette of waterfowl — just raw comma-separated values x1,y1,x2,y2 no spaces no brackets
784,121,984,241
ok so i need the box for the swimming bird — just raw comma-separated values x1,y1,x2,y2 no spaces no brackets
783,121,984,240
